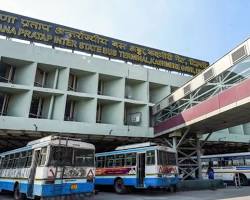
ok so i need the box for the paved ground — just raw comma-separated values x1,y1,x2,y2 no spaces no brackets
1,187,250,200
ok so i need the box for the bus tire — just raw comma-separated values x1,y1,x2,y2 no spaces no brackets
240,174,248,186
169,185,177,193
13,183,24,200
114,178,127,194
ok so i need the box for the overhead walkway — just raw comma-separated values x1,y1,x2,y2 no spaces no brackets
153,38,250,137
152,38,250,179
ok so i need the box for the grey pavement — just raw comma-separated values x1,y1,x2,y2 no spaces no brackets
1,187,250,200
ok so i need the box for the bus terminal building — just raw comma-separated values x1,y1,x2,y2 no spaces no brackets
0,10,250,152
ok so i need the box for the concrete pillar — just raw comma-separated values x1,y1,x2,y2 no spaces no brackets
196,135,202,180
172,136,179,169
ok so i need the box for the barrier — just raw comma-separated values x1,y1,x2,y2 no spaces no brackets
177,179,225,191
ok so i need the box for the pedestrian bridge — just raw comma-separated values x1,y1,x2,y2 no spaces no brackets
153,38,250,137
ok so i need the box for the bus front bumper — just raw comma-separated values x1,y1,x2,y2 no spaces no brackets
144,176,179,188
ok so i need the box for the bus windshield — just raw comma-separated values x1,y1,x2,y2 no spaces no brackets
49,146,94,167
157,150,176,166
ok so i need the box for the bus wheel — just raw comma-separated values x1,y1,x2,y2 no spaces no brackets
240,174,248,186
114,178,127,194
13,184,23,200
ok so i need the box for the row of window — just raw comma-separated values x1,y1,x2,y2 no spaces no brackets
0,150,33,169
0,146,95,170
96,150,177,168
202,156,250,167
96,152,138,168
50,146,94,167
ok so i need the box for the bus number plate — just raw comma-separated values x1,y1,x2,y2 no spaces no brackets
71,184,78,190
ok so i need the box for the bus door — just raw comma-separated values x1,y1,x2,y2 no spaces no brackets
27,149,41,198
136,153,145,187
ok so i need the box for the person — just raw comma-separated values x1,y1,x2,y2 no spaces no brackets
207,165,214,180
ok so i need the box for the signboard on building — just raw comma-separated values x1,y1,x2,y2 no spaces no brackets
0,10,209,75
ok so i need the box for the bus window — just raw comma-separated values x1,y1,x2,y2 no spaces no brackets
49,147,73,166
125,153,136,166
115,154,125,167
232,157,245,166
13,153,20,168
38,147,47,166
96,156,105,168
74,149,94,167
201,158,210,167
106,155,115,167
157,150,168,165
210,158,219,167
25,150,33,168
7,154,14,169
245,157,250,166
167,152,176,165
146,150,155,165
3,155,8,168
17,151,27,168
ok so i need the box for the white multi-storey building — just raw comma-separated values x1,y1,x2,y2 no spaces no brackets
0,38,190,145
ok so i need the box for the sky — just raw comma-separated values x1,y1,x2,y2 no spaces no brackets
0,0,249,64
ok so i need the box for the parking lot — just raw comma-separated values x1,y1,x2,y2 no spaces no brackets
1,187,250,200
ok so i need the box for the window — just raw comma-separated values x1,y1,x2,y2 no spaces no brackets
245,156,250,166
157,150,177,165
2,155,9,168
106,155,115,168
68,73,78,91
25,150,33,168
232,157,245,166
125,153,136,166
49,147,94,167
98,80,104,95
29,97,44,118
96,102,102,123
0,93,10,116
34,68,47,87
202,158,210,167
7,154,14,169
210,158,220,167
115,154,125,167
38,147,47,166
17,151,27,168
146,150,155,165
49,146,73,166
64,100,76,121
0,62,15,83
157,150,167,165
12,153,20,168
167,152,176,165
74,149,94,167
96,156,105,168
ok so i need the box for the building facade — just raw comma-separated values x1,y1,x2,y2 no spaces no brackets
0,39,190,141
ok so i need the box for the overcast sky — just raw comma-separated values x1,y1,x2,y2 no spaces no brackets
0,0,249,64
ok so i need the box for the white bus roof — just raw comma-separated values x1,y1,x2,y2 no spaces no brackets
115,142,157,150
201,152,250,159
27,135,81,146
0,136,94,156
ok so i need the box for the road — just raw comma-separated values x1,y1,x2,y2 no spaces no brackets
1,187,250,200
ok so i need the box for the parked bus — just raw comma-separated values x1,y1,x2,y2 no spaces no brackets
0,136,95,200
95,142,179,193
201,152,250,185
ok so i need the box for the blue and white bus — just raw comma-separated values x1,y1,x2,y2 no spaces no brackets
95,142,179,193
201,152,250,186
0,136,95,200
